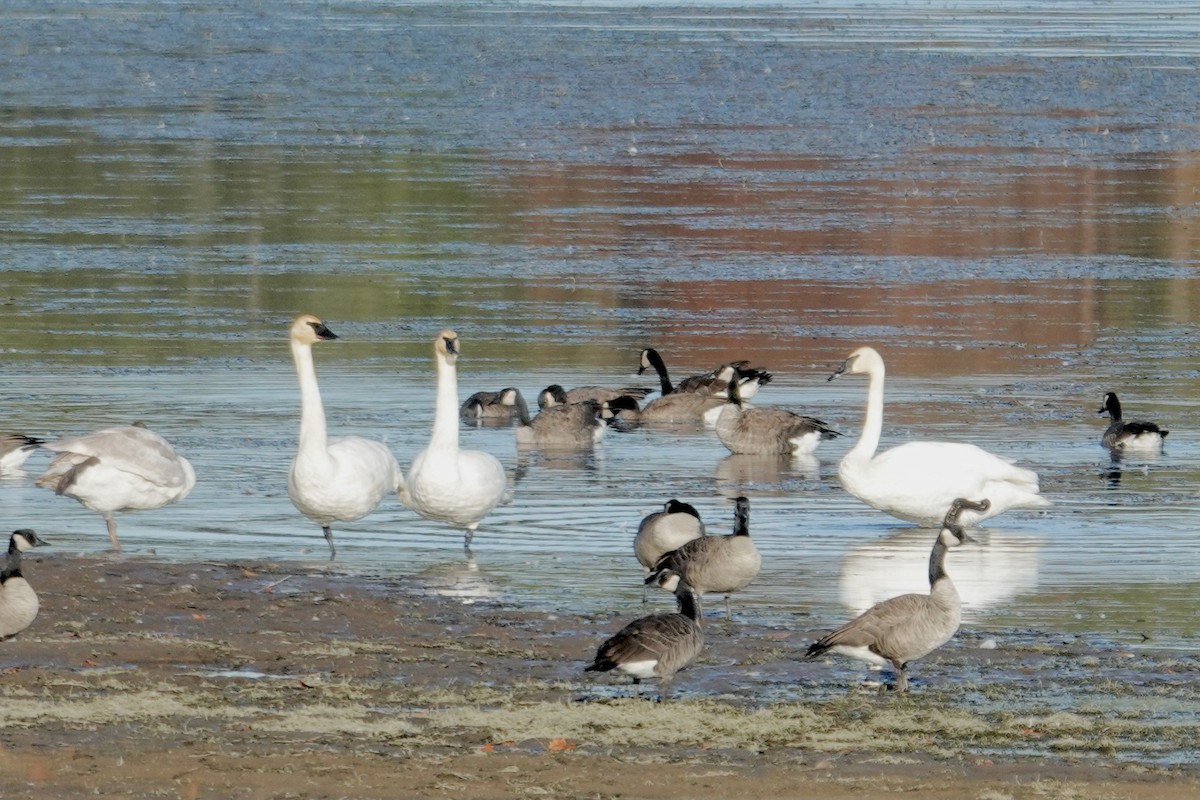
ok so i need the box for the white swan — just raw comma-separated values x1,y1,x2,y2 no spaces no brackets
830,346,1049,526
399,329,507,550
37,423,196,551
287,314,402,560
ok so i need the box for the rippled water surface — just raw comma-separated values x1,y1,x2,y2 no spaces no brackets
2,1,1199,649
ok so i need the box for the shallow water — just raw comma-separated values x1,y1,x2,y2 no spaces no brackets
2,2,1199,650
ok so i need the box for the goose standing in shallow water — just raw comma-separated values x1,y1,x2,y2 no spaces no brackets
1098,391,1168,454
585,569,704,699
829,346,1048,526
1,434,43,473
715,376,841,456
1,530,48,640
37,423,195,551
647,495,761,620
287,314,402,560
400,330,508,550
633,499,705,600
806,497,988,692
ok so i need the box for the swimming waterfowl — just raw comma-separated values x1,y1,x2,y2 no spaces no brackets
514,390,606,448
286,314,402,560
638,348,773,401
0,434,42,473
829,346,1048,526
400,330,508,550
806,497,988,692
460,387,522,422
537,384,651,410
0,529,48,640
1098,391,1168,454
585,569,704,699
647,495,761,620
37,423,196,552
633,499,705,600
715,377,841,456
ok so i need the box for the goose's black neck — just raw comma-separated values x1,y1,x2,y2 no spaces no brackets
928,531,952,586
1,549,22,584
645,350,673,396
675,583,702,622
732,497,751,536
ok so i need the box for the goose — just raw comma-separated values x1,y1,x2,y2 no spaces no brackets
647,495,761,620
513,389,606,448
633,499,705,600
1098,392,1167,454
37,423,195,551
460,387,522,422
639,348,773,400
287,314,402,560
537,384,651,409
806,497,988,692
715,376,841,456
585,569,704,699
0,529,48,640
0,434,43,473
637,371,727,424
829,346,1048,526
400,330,508,550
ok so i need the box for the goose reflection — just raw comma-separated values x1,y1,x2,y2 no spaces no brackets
838,526,1041,616
1103,449,1159,489
714,453,820,497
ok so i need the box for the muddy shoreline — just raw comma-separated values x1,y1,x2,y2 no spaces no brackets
0,553,1196,799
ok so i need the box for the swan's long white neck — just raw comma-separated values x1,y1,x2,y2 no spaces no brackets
292,339,328,454
847,358,885,462
430,351,460,451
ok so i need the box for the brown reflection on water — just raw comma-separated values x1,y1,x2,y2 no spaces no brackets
503,149,1200,262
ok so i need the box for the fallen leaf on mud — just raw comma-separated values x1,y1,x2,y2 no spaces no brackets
241,569,258,578
191,613,207,620
546,738,576,752
82,659,98,667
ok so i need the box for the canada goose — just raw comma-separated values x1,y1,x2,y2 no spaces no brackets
806,497,988,692
1098,392,1167,454
647,495,761,620
638,391,726,424
829,346,1048,526
599,394,643,428
715,376,841,456
639,348,773,400
513,390,606,448
537,384,651,409
0,434,42,473
37,423,195,552
400,330,508,550
460,387,522,422
0,529,48,640
634,499,705,601
286,314,402,560
585,569,704,699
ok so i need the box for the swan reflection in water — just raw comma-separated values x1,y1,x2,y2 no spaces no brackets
715,453,821,498
413,554,504,604
838,526,1041,617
